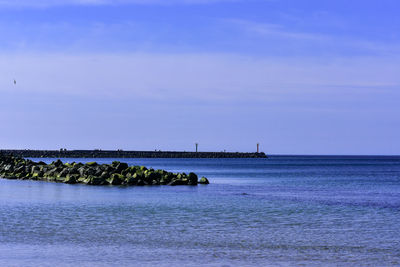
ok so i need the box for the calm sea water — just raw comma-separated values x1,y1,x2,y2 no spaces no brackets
0,156,399,266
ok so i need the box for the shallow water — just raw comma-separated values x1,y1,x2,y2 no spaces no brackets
1,156,400,266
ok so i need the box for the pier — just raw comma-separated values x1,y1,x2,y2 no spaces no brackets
0,149,267,159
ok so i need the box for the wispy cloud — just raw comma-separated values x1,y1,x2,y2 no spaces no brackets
225,18,400,56
226,19,328,42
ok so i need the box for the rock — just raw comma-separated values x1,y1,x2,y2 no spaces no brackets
44,168,58,178
126,176,138,185
14,166,26,175
188,172,198,185
136,179,148,186
31,166,40,173
140,166,147,171
75,163,84,168
85,168,95,176
199,177,209,184
64,174,78,184
112,161,120,167
107,173,124,185
78,167,86,176
168,180,187,186
94,166,103,176
56,176,66,182
31,172,40,180
87,175,106,185
114,162,129,173
57,168,69,178
69,167,80,175
53,159,64,167
144,170,159,183
133,172,143,180
100,171,111,180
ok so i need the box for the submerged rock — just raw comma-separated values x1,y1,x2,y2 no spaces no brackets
0,153,209,187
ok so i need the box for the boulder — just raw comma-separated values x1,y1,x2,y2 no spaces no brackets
140,166,147,171
94,166,103,176
114,162,129,173
144,170,160,183
31,166,40,173
188,172,198,185
168,179,187,186
112,161,120,167
64,174,78,184
78,167,86,176
199,177,210,184
53,159,64,167
136,179,148,186
159,173,173,185
126,176,138,185
100,171,111,180
107,173,124,185
89,176,107,185
31,172,40,180
44,168,58,178
56,176,66,182
57,168,69,178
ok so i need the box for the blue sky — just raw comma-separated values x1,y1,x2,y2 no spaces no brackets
0,0,399,154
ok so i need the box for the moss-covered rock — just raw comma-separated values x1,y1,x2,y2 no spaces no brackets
86,175,107,185
107,173,124,185
125,176,138,185
114,162,128,173
199,177,209,184
53,159,64,167
188,172,198,185
64,174,78,184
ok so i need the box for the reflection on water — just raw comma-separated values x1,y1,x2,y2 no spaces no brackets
0,156,400,266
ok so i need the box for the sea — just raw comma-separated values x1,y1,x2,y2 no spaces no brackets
0,156,399,266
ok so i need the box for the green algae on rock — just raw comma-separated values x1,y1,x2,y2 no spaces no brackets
0,154,209,186
199,177,210,184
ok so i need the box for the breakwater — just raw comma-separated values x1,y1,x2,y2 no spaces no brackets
0,154,209,186
0,149,267,158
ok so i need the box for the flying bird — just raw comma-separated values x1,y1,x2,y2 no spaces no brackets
14,80,16,85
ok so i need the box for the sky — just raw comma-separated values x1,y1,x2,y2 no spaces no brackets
0,0,399,154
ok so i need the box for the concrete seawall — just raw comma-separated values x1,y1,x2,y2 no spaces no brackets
0,150,267,159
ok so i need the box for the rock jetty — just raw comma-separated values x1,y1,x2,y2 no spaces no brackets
0,154,210,186
0,149,267,159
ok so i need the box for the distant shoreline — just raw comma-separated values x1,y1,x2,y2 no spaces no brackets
0,149,267,159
